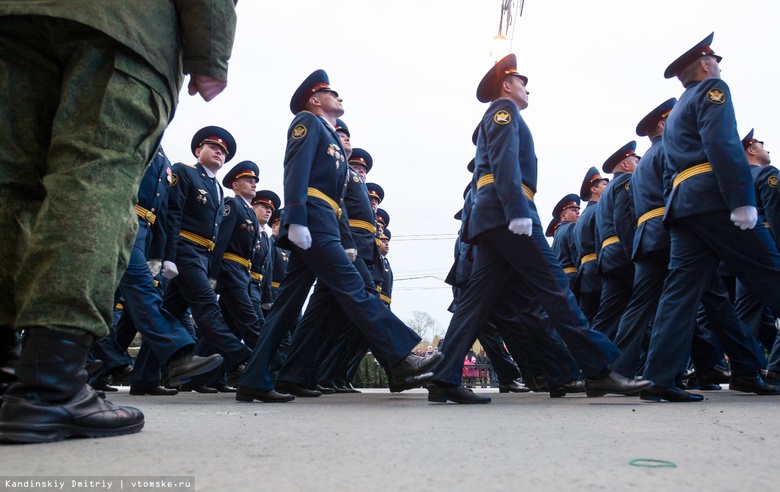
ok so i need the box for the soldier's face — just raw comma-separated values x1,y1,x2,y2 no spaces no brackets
505,75,529,110
352,164,367,181
702,55,721,78
370,197,379,212
253,202,273,225
271,220,280,236
380,239,389,256
233,176,257,200
561,207,580,223
337,131,352,158
314,89,345,117
196,143,227,171
752,142,771,165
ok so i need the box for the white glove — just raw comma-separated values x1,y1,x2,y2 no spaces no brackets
730,205,758,230
345,248,358,262
288,224,312,250
161,261,179,279
508,217,533,236
147,259,162,277
261,302,273,310
208,278,218,290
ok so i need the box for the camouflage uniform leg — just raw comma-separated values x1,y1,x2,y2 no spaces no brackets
0,18,170,339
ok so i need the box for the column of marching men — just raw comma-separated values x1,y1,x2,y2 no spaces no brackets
79,31,780,406
85,68,438,401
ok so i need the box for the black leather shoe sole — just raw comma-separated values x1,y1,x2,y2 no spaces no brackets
427,384,491,404
640,387,703,402
729,380,780,395
235,387,294,403
276,381,321,397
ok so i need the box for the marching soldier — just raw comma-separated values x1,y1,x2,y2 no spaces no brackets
547,194,581,289
573,167,609,322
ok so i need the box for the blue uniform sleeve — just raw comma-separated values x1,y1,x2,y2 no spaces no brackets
757,165,780,245
281,112,319,228
164,163,192,264
485,99,532,222
697,79,756,210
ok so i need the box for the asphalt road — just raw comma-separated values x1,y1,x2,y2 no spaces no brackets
1,386,778,492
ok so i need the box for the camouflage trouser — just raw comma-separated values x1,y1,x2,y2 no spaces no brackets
0,17,171,338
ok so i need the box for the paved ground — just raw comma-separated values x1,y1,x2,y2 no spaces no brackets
2,386,778,492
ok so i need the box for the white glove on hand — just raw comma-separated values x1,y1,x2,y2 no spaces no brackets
730,205,758,230
147,259,162,277
345,248,358,262
161,261,179,279
208,278,218,290
261,302,273,310
288,224,312,250
508,217,533,236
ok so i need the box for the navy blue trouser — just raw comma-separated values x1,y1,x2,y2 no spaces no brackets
240,231,419,391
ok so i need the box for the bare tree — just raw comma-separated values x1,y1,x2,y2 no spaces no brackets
406,310,440,345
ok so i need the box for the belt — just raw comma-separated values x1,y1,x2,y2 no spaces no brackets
637,207,665,226
349,219,376,234
563,267,577,274
765,221,771,229
115,303,123,310
307,187,342,219
179,230,215,251
135,204,157,224
580,253,597,265
223,252,251,270
672,162,712,189
601,236,620,248
250,271,263,281
380,293,392,304
271,281,281,288
476,174,535,201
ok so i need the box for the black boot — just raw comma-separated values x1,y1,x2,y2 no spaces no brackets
0,327,144,443
0,329,21,399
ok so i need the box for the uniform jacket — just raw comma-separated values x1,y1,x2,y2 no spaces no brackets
751,164,780,246
663,78,756,223
0,0,237,106
250,230,274,301
631,136,670,259
574,201,600,293
551,221,578,274
211,195,258,288
269,235,289,302
137,147,172,261
278,111,352,249
165,162,224,270
465,98,538,243
345,167,378,262
595,172,634,274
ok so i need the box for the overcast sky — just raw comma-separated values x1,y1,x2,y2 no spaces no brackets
161,0,780,336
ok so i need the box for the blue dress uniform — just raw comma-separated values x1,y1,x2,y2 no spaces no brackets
162,127,251,372
642,33,780,396
591,142,639,340
212,162,263,349
548,194,581,289
734,131,780,369
248,190,279,321
277,153,385,389
238,71,421,396
573,167,608,322
432,55,624,395
113,147,199,388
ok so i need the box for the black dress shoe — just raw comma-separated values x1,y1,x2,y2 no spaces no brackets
389,372,434,393
91,378,118,392
765,370,780,385
108,365,133,386
427,382,491,404
165,351,223,388
697,365,731,386
226,363,246,387
235,386,295,403
331,384,352,394
343,382,361,394
640,386,703,402
179,382,218,394
499,379,532,393
549,379,586,398
585,371,653,397
729,374,780,395
389,353,441,384
129,385,179,396
213,385,237,393
275,381,321,397
313,384,336,394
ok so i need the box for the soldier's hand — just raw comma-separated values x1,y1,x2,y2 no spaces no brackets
188,75,228,102
730,205,758,230
147,259,162,277
508,217,533,236
261,303,273,310
161,261,179,280
345,248,358,262
288,224,312,250
208,278,218,290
